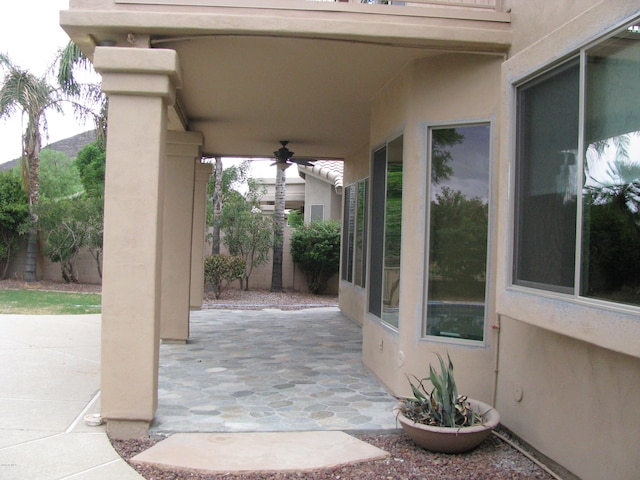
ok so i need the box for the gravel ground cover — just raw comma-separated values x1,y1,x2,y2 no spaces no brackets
0,280,559,479
111,431,555,480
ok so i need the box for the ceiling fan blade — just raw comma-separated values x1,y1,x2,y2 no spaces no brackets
290,158,315,167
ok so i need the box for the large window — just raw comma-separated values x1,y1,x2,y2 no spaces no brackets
425,125,491,342
369,136,403,328
514,18,640,308
341,179,368,287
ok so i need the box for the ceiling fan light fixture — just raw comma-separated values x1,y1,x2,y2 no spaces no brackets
274,140,294,163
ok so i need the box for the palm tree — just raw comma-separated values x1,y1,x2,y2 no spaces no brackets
270,165,286,292
211,157,223,254
56,42,107,144
0,45,103,282
0,53,63,281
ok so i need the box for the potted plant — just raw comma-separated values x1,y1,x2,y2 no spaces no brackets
393,353,499,454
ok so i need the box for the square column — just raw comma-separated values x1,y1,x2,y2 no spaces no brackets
190,161,213,308
93,46,183,439
160,131,203,343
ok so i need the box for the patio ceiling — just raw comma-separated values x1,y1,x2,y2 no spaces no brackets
61,2,511,160
161,35,431,160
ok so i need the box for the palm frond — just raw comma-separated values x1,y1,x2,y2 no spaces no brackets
56,41,92,96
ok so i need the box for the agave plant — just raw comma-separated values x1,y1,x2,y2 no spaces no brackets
401,353,484,428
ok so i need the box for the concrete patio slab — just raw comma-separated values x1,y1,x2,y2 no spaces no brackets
131,431,389,474
0,314,144,480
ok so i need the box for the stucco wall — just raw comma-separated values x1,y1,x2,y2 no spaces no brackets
4,239,102,285
303,175,340,223
508,0,603,55
497,317,640,480
493,2,640,478
352,52,503,397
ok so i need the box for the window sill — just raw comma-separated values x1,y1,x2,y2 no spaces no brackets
497,286,640,359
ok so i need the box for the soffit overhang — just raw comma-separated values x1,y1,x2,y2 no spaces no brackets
61,2,511,160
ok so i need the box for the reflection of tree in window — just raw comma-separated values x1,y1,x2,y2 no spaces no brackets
431,128,463,184
429,187,488,288
384,164,403,268
583,133,640,303
426,125,490,341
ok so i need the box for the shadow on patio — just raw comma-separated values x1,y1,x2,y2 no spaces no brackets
151,307,399,434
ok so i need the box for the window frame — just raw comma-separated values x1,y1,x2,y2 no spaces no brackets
509,16,640,315
341,178,369,288
422,120,494,346
368,135,404,330
497,9,640,360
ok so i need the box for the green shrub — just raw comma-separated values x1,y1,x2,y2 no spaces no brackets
287,209,304,228
0,171,28,278
290,220,340,294
204,254,246,299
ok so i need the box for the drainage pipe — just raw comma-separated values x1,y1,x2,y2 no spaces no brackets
491,314,501,407
492,431,565,480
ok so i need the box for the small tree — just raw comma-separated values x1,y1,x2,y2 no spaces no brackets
38,199,87,283
220,187,273,290
38,150,83,201
290,220,341,294
207,160,250,254
75,142,105,278
75,142,106,198
204,254,246,299
0,171,28,278
77,195,104,279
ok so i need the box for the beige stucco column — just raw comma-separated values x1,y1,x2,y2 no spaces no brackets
190,161,213,309
93,46,182,439
160,131,203,343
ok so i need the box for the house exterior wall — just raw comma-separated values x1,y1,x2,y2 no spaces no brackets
343,2,640,477
302,175,341,223
493,2,640,479
350,52,502,398
339,144,370,326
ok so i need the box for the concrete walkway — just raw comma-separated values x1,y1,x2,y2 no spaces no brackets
0,314,143,480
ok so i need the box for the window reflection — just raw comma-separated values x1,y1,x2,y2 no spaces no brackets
582,27,640,306
368,136,403,328
425,125,490,341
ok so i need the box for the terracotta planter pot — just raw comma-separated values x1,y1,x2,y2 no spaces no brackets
393,399,500,454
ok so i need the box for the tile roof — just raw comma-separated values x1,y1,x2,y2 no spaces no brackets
297,160,344,194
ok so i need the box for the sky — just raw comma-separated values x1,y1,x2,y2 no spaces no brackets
0,0,290,178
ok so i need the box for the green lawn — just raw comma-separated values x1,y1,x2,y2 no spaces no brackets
0,289,102,314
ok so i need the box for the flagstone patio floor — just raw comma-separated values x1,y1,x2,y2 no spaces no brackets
151,307,399,435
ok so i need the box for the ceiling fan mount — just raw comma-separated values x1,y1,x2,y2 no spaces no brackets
272,141,314,170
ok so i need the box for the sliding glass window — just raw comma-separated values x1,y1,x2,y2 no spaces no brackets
514,18,640,308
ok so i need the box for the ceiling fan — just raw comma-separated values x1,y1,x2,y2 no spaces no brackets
272,141,315,170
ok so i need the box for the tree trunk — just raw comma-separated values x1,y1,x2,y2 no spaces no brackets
211,157,223,254
270,167,286,292
23,122,41,283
